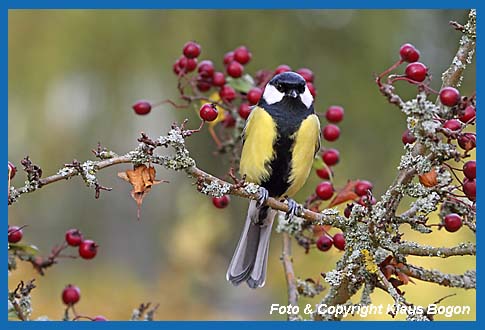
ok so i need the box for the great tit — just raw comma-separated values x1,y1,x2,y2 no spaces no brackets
227,72,321,288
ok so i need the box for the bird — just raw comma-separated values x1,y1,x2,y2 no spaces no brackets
227,71,321,288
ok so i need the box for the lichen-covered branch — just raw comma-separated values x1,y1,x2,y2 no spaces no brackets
395,241,475,258
440,9,476,89
407,264,475,289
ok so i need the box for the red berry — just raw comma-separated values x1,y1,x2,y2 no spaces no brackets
212,195,230,209
458,133,476,151
233,46,252,65
65,229,84,247
439,87,461,107
247,87,262,105
93,316,108,321
463,178,476,202
183,41,201,59
8,226,23,243
196,78,212,92
8,161,16,180
322,149,339,166
463,160,476,180
185,58,198,72
333,233,346,250
132,100,151,115
223,51,234,66
443,119,462,133
274,65,292,75
444,213,463,232
238,103,252,120
307,82,316,98
296,68,314,83
199,103,218,122
222,112,236,128
78,240,98,260
399,43,420,63
316,235,333,252
402,129,417,144
323,124,340,142
198,60,215,78
358,195,377,206
177,56,188,70
315,182,334,200
344,204,353,218
212,72,226,87
354,180,373,197
226,61,244,78
325,106,344,123
173,62,182,75
459,106,476,123
62,284,81,305
316,167,332,180
219,85,237,103
405,62,427,82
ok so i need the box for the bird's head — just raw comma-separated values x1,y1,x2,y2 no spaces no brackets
262,72,313,109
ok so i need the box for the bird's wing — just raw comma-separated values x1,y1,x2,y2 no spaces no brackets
286,114,321,197
239,106,277,184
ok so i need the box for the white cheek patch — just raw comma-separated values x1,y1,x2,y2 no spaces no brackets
300,85,314,109
262,84,284,105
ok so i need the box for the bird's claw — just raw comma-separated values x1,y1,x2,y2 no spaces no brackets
285,198,302,221
256,187,269,208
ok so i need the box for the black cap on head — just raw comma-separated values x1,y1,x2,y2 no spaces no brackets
269,72,306,96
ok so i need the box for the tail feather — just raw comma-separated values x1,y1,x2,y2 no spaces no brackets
226,200,276,288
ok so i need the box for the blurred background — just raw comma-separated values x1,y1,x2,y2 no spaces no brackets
8,10,475,320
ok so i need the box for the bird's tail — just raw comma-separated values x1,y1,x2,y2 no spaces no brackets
226,200,276,288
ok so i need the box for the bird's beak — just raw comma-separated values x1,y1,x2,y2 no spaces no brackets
286,89,298,98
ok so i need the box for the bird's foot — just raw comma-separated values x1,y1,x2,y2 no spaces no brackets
256,187,269,208
285,197,303,221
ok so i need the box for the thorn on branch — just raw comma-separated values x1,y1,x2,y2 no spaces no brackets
94,183,112,199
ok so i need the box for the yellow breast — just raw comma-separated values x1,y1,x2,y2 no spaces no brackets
239,107,277,184
285,114,321,197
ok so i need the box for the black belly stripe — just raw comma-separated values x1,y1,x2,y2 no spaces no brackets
261,135,294,197
258,97,315,198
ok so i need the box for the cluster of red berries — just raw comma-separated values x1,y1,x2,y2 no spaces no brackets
399,43,428,83
316,232,345,252
462,160,476,202
314,105,344,202
65,228,98,260
62,284,107,321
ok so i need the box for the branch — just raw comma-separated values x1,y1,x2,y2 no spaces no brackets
396,241,475,258
406,264,475,289
440,9,476,89
281,232,299,320
8,126,345,229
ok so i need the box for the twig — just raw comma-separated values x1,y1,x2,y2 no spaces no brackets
281,232,299,320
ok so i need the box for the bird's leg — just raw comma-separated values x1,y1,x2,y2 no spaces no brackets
284,197,303,221
256,187,269,208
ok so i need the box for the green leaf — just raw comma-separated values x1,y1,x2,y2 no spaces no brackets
9,243,40,255
227,74,255,93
